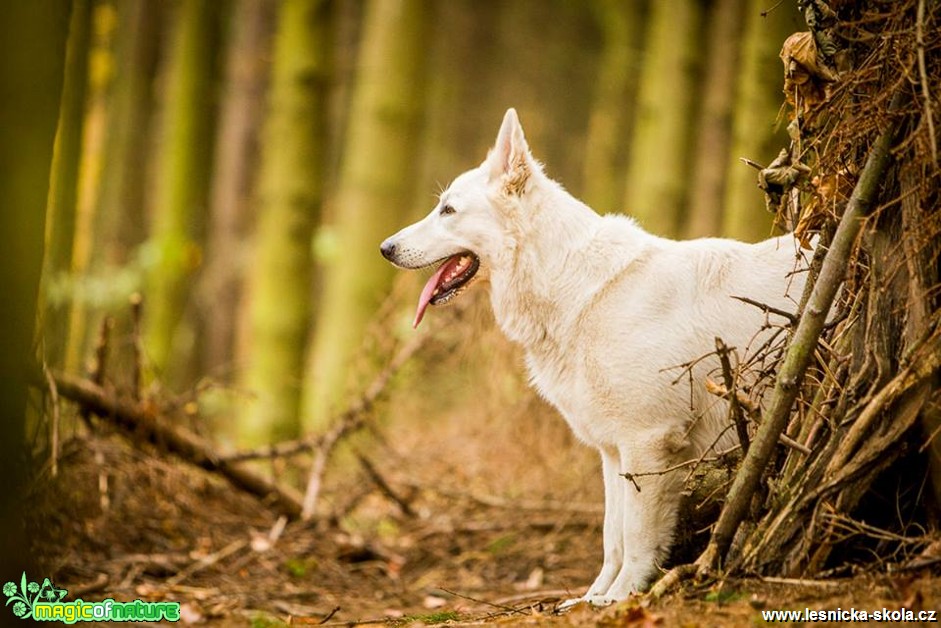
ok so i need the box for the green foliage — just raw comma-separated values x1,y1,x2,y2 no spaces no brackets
250,612,288,628
396,610,460,625
704,587,745,605
486,534,516,556
282,556,318,579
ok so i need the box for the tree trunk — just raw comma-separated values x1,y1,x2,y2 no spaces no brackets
623,0,703,237
202,0,274,377
65,0,162,383
238,0,327,445
144,0,219,384
95,0,162,265
581,0,645,214
303,0,427,430
684,0,745,238
721,0,799,241
43,0,93,369
0,0,68,582
416,0,497,206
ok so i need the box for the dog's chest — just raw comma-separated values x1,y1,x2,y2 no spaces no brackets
523,349,609,445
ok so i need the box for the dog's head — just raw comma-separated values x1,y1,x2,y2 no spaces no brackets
380,108,539,328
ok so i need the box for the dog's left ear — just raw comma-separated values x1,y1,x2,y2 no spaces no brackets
488,108,532,194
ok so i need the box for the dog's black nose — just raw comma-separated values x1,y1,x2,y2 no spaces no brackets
380,239,396,261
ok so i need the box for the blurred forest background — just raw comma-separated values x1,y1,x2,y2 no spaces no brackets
5,0,941,622
37,0,803,448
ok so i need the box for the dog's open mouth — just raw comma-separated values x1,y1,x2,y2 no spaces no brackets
413,252,480,328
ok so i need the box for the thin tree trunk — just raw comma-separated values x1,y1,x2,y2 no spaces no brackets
144,0,219,383
63,0,163,383
43,0,93,369
623,0,703,237
95,0,162,264
721,0,799,241
239,0,327,444
202,0,274,377
581,0,645,214
684,0,745,238
0,0,68,582
64,3,120,374
303,0,427,430
417,0,496,207
901,155,941,505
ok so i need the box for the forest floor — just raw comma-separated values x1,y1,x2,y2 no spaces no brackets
25,293,941,626
30,430,941,627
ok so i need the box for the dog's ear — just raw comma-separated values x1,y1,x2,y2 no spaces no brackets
488,108,532,194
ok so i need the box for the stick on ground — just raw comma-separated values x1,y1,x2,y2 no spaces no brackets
49,372,306,518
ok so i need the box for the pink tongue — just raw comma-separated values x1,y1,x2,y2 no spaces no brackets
413,260,453,329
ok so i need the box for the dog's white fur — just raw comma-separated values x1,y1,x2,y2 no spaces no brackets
381,109,809,605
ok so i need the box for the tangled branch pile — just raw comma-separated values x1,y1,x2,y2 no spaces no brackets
693,0,941,582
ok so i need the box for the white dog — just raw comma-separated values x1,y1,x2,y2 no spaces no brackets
381,109,809,605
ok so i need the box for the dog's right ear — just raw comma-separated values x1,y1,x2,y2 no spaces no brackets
488,108,532,195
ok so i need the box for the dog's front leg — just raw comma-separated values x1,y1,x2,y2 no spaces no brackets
603,439,685,601
560,446,624,609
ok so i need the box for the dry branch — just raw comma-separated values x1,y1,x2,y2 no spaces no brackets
695,97,905,578
300,333,426,520
715,337,750,454
48,372,305,518
129,292,143,400
356,452,416,518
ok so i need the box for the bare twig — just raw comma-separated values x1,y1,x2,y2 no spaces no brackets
916,0,938,168
705,380,811,455
731,295,798,325
318,606,341,624
129,292,143,400
43,365,60,477
622,443,741,487
759,576,842,587
81,316,113,427
300,333,426,520
411,483,603,514
715,338,749,454
647,563,698,599
166,538,247,586
437,587,528,616
218,438,318,464
356,452,416,518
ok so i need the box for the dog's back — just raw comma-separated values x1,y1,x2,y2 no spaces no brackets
521,216,808,453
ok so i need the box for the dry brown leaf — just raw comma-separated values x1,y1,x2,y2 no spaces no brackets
599,603,662,627
781,32,837,115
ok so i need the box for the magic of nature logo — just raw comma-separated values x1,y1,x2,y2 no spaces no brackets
3,572,180,623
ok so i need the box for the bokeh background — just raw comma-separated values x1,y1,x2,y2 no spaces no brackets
6,1,941,622
39,0,803,450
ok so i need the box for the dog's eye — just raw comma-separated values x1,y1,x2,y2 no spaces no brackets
440,204,456,216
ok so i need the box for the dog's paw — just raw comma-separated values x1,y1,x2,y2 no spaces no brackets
557,595,617,611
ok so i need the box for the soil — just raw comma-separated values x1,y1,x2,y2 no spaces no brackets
28,431,941,627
